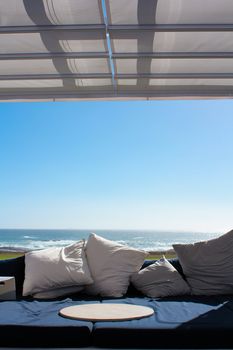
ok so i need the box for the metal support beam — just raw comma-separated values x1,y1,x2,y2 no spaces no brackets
1,52,233,61
0,52,109,60
113,52,233,59
0,73,112,80
1,73,233,81
116,73,233,79
1,24,233,34
0,88,233,101
109,24,233,32
100,0,116,88
0,24,106,34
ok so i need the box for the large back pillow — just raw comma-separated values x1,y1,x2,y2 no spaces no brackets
23,240,93,296
173,229,233,295
85,233,148,297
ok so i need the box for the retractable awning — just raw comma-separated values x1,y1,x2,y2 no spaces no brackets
1,0,233,101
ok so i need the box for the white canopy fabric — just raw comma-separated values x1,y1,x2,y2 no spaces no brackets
0,0,233,101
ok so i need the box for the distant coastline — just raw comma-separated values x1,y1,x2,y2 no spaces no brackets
0,246,31,253
0,228,220,253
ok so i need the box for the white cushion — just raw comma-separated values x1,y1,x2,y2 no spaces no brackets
33,286,83,299
131,257,190,297
173,230,233,295
84,233,148,297
23,241,93,296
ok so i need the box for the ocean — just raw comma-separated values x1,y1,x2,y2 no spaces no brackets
0,229,221,252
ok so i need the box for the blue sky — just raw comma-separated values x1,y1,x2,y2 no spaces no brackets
0,99,233,233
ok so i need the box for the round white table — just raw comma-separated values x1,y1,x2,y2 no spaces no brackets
59,303,154,322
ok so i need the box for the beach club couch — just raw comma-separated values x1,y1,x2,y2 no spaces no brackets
1,232,233,349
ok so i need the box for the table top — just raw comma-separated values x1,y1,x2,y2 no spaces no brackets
59,303,154,322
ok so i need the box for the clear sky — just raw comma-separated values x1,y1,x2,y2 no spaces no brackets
0,99,233,233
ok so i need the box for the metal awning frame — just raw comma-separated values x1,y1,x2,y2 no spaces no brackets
1,24,233,62
1,1,233,101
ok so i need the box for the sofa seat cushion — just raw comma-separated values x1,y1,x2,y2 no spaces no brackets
92,296,233,348
0,299,94,347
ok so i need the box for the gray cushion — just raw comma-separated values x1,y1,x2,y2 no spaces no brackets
131,257,190,297
173,229,233,295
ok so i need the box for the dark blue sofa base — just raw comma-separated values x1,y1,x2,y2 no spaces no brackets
92,296,233,349
0,299,93,348
1,295,233,348
0,325,91,348
93,328,231,349
1,256,233,348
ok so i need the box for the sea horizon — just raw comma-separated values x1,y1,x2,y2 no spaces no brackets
0,228,221,253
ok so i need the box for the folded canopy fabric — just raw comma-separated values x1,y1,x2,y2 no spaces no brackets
0,0,233,101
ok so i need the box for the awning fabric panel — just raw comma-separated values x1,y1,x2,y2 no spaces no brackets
0,0,104,26
0,31,107,54
107,0,233,25
114,59,233,74
111,32,233,53
1,0,233,101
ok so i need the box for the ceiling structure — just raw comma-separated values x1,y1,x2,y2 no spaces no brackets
1,0,233,101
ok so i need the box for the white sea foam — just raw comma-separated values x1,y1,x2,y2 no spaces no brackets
24,239,77,250
0,239,78,251
0,229,221,252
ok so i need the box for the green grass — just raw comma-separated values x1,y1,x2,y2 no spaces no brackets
147,252,176,260
0,252,24,260
0,252,176,261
